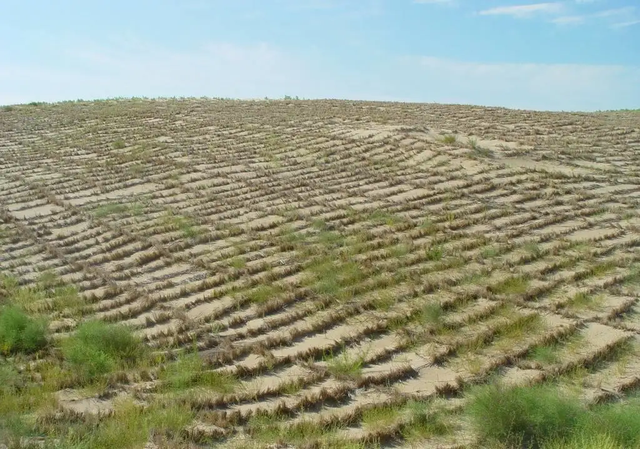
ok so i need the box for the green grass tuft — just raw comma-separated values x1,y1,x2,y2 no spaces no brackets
491,275,530,295
60,398,193,449
247,284,284,305
63,320,146,381
112,139,126,149
160,352,238,394
420,302,445,329
467,383,584,447
442,134,457,144
585,398,640,448
0,306,47,355
324,347,367,381
361,404,400,429
564,292,604,311
544,432,624,449
425,245,444,261
161,211,202,238
93,202,131,218
402,400,452,443
529,344,561,365
466,382,640,448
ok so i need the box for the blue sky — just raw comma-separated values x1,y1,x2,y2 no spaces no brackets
1,0,638,111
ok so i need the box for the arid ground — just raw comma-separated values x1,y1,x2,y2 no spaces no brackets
1,99,640,448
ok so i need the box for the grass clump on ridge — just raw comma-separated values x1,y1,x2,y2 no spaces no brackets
324,346,368,381
62,320,146,381
57,398,193,449
0,306,47,355
442,134,457,144
160,351,238,394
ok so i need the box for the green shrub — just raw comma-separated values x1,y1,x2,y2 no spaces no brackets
0,306,47,354
63,320,145,380
467,383,584,447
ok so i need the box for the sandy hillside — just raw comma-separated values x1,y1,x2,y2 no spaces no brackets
1,99,640,448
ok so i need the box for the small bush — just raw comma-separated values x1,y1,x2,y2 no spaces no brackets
112,139,126,149
63,320,145,380
0,306,47,355
442,134,457,144
467,383,584,447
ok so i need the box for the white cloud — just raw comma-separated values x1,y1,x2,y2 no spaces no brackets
478,3,563,18
413,0,453,3
612,19,640,28
551,15,586,24
594,7,636,17
0,40,314,104
398,56,640,111
551,5,639,27
2,38,638,112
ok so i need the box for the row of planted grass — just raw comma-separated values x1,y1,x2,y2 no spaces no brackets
0,274,142,381
0,276,230,448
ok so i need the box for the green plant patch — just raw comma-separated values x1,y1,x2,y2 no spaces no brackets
467,383,584,447
62,320,146,381
160,352,238,393
0,306,47,355
324,347,367,380
442,134,457,144
491,275,530,295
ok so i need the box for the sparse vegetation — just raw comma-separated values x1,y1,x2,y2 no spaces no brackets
161,211,202,238
0,98,639,447
94,202,143,218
